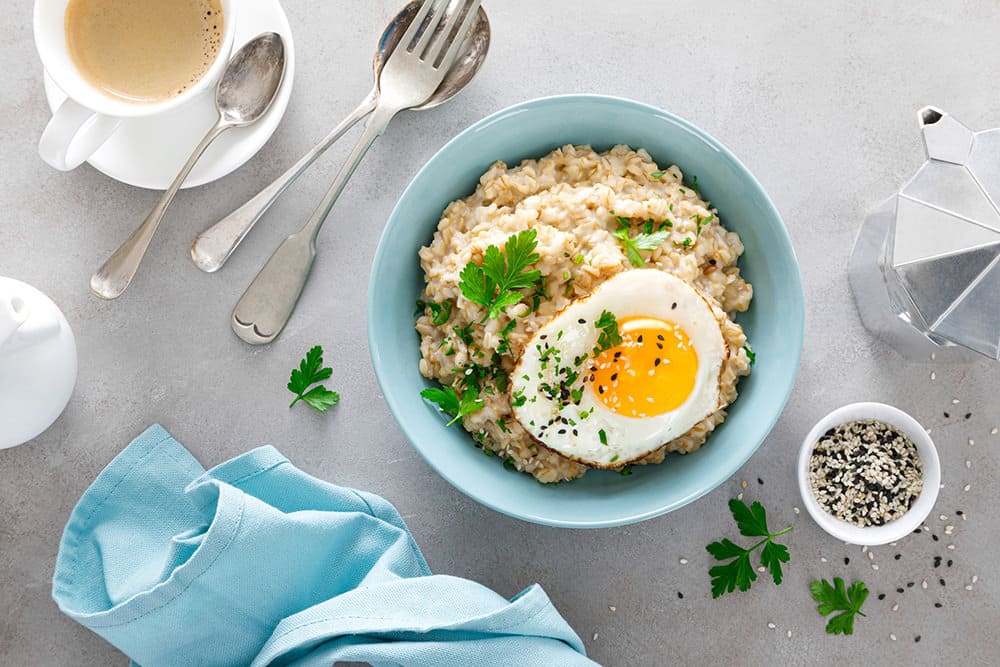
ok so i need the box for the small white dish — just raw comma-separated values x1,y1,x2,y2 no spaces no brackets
796,402,941,546
41,0,295,190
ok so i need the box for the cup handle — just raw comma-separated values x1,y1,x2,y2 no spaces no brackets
38,97,121,171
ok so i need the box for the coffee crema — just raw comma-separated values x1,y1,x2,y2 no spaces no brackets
65,0,224,104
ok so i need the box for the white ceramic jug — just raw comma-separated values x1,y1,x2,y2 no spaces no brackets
0,277,77,449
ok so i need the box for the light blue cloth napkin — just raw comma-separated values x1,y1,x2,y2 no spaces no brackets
52,425,598,667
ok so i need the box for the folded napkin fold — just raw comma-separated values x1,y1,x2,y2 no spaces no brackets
52,425,597,667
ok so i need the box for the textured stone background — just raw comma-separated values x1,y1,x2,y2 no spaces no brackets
2,1,999,664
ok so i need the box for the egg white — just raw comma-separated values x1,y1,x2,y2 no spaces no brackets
510,269,727,467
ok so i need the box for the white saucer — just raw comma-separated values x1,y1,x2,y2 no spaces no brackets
42,0,295,190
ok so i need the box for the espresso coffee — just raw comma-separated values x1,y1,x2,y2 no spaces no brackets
65,0,224,104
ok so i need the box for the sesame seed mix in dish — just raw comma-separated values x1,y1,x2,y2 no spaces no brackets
416,144,753,483
809,420,923,527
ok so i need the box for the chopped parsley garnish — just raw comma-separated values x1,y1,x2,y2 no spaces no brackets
503,456,516,470
511,389,527,407
650,170,667,179
594,310,623,354
613,226,671,267
744,346,756,365
619,465,633,476
425,299,453,325
598,429,608,445
573,253,585,264
610,454,620,463
706,499,792,598
811,578,869,636
287,345,340,412
454,323,475,345
419,384,484,426
459,229,543,320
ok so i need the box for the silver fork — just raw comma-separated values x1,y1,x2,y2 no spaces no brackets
231,0,481,344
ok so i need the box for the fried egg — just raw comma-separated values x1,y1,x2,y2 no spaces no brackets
510,269,728,467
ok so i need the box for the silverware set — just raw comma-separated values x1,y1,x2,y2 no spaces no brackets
90,0,490,345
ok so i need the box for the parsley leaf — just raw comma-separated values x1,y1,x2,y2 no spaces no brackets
650,170,667,179
594,310,623,353
420,384,484,426
706,499,792,598
287,345,340,412
459,230,542,320
810,578,869,636
613,227,671,267
744,346,756,365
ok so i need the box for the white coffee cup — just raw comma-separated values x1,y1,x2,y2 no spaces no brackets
33,0,238,171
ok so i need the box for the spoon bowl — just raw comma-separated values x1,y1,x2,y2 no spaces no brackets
218,32,287,126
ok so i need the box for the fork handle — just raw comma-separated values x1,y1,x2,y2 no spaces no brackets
191,90,378,273
231,103,400,344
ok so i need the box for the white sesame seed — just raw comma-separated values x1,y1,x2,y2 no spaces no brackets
965,585,973,591
787,630,792,638
892,603,899,612
926,428,933,435
948,544,956,550
966,460,972,469
992,427,998,435
890,542,898,547
757,566,766,573
868,551,874,560
964,484,971,492
890,633,897,641
961,513,967,521
862,545,868,553
969,438,975,446
923,525,930,532
972,575,978,583
939,515,948,521
609,606,616,612
930,372,936,380
872,564,879,571
679,558,688,565
767,622,776,629
952,398,960,404
921,580,928,589
820,557,827,563
793,506,800,514
737,493,743,501
593,632,599,641
931,352,936,360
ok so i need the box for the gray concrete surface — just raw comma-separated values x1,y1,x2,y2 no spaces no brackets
2,1,1000,664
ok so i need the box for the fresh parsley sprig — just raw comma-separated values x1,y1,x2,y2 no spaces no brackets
594,310,623,354
706,499,792,598
612,226,671,267
287,345,340,412
811,578,869,636
420,384,484,426
459,230,542,320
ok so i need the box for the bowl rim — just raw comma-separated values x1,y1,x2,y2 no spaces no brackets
796,402,941,545
367,93,805,527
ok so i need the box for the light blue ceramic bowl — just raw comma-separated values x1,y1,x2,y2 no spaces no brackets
368,95,804,528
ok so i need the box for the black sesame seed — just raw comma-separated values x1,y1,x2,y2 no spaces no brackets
598,386,605,394
709,259,717,265
540,334,547,340
657,334,665,341
915,636,921,643
907,582,915,588
932,534,939,542
677,591,684,599
572,429,578,436
558,429,566,435
611,373,618,381
654,358,662,367
844,557,850,565
956,510,964,516
947,559,953,567
935,602,943,608
671,302,677,309
757,477,764,485
896,587,905,594
913,528,922,535
877,593,886,600
965,412,972,420
894,554,901,560
578,318,586,324
940,578,946,586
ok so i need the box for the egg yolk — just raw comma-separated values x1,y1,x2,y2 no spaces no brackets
590,316,698,417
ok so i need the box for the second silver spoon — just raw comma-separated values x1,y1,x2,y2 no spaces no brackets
90,33,286,300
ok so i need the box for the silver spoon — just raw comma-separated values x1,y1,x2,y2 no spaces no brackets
90,33,287,300
189,1,490,273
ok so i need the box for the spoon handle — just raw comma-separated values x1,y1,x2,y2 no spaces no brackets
191,91,378,273
231,104,398,344
91,121,228,300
